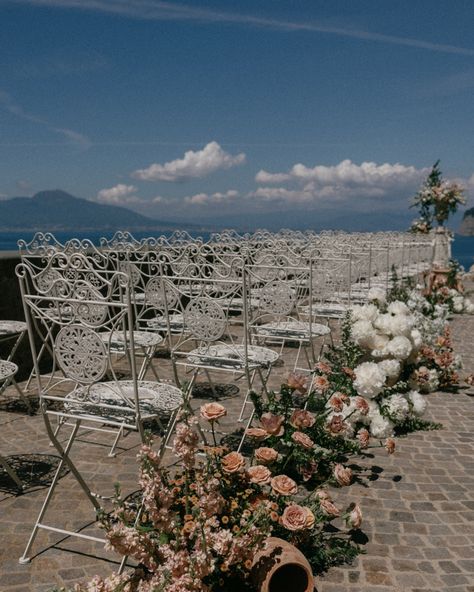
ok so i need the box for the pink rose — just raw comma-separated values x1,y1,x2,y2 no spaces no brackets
271,475,298,496
200,402,227,422
221,451,245,474
312,375,330,393
328,415,345,434
315,361,332,374
247,465,272,485
334,464,353,487
254,447,278,464
319,497,340,517
354,396,369,415
291,431,314,449
289,409,315,429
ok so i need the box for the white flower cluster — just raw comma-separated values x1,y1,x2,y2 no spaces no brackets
351,301,420,362
449,289,474,314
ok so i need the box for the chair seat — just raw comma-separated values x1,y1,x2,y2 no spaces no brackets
253,320,331,340
63,380,183,422
146,313,185,332
186,344,279,370
99,330,164,349
301,303,349,319
0,359,18,381
0,321,27,337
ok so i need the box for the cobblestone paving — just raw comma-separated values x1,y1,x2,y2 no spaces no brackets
0,313,473,592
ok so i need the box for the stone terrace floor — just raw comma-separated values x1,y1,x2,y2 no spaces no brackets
0,311,473,591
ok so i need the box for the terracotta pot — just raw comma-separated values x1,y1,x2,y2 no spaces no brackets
251,537,314,592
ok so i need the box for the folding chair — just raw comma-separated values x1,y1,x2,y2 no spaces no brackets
16,257,183,564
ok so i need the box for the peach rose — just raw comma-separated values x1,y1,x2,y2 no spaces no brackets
342,366,355,379
289,409,315,429
384,438,396,455
346,503,362,529
286,372,308,394
291,431,314,449
200,402,227,422
319,497,340,517
271,475,298,496
334,464,353,487
246,427,268,441
280,504,315,531
247,465,272,485
221,451,245,474
260,412,284,437
254,447,278,464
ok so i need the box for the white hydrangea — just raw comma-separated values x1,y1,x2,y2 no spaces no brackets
385,336,413,360
378,359,401,379
368,409,395,438
453,296,464,313
389,314,415,337
464,298,474,314
406,390,427,416
367,286,386,304
385,394,410,421
387,301,410,316
373,313,393,336
370,332,390,351
351,320,377,348
410,328,423,350
353,362,386,398
351,303,379,323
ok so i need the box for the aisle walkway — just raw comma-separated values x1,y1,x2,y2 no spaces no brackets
0,313,473,591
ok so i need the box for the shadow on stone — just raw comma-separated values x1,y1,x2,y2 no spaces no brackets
0,453,69,494
192,382,240,400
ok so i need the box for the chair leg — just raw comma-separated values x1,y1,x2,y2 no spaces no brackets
12,378,33,414
0,454,23,490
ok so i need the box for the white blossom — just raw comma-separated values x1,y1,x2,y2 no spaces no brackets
353,362,386,399
385,336,413,360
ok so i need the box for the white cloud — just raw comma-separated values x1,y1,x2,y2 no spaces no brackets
132,141,246,182
96,184,141,204
252,160,428,207
184,190,240,205
256,159,425,188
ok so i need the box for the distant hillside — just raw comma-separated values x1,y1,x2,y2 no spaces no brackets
0,190,185,231
459,207,474,236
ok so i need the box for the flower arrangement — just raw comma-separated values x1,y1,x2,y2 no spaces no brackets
410,160,465,229
64,411,363,592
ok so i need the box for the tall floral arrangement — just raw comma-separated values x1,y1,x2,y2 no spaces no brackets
410,160,465,231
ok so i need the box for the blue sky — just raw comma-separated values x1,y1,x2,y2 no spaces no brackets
1,0,473,228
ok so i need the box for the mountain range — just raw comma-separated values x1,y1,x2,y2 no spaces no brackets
0,190,193,232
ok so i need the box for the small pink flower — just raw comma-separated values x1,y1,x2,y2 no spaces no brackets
357,428,370,448
312,375,330,393
354,396,369,415
328,414,345,434
328,393,344,412
334,463,353,486
291,431,314,449
315,361,332,374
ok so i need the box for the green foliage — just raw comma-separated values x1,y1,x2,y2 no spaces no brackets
394,417,443,435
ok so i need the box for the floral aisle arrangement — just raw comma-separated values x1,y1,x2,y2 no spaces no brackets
63,412,362,592
410,160,466,232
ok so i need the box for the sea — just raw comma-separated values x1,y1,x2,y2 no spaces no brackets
0,230,473,270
